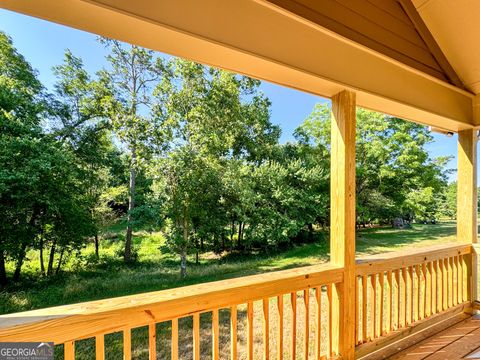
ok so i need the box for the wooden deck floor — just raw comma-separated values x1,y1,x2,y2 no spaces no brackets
389,314,480,360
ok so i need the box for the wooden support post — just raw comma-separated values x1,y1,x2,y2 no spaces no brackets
330,90,356,359
457,129,478,304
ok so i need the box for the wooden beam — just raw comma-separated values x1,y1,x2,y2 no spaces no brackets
0,0,474,131
457,129,478,303
330,90,356,360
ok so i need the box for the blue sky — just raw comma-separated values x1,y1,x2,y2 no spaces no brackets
0,9,461,180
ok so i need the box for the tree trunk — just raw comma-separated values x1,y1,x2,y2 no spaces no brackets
181,206,189,278
12,240,28,282
180,250,187,278
95,233,100,259
308,223,314,242
47,239,56,276
0,251,7,288
39,237,45,276
124,148,137,263
238,221,243,249
55,248,65,275
230,220,235,243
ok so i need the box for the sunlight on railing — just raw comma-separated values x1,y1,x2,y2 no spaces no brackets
355,244,472,348
0,264,343,360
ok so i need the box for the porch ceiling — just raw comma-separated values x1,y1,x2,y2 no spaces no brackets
413,0,480,95
0,0,477,131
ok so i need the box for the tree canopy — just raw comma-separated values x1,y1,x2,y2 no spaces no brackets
0,31,455,284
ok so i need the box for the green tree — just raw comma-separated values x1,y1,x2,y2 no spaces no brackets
296,103,450,225
0,33,97,285
0,31,45,286
154,59,279,276
52,50,119,259
97,38,166,262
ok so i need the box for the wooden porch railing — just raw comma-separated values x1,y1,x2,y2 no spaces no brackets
0,243,473,359
354,243,473,359
0,263,344,360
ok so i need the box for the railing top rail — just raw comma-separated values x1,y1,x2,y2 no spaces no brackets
0,263,342,344
355,242,471,276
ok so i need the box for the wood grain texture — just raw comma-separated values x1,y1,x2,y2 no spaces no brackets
356,277,361,344
212,309,219,360
457,129,478,303
231,306,238,360
392,271,399,331
148,323,156,360
443,258,448,311
247,301,254,360
362,275,368,342
387,270,393,333
355,302,471,359
379,273,385,335
432,261,437,315
402,268,408,327
263,299,270,360
171,319,178,360
303,289,309,359
315,287,322,358
356,243,471,275
330,89,356,359
447,258,453,308
64,341,74,360
266,0,453,82
370,274,377,339
290,293,297,359
395,270,401,329
0,263,343,343
416,264,423,320
277,295,283,360
123,328,131,360
426,262,432,317
406,267,412,325
327,284,333,358
95,334,104,360
193,313,200,360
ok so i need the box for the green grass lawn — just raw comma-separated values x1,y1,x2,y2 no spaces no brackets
0,221,460,315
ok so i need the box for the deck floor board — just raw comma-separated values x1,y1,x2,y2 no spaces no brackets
388,314,480,359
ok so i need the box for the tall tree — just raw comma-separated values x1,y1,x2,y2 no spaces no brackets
0,33,97,284
0,31,44,286
98,38,166,262
51,50,117,259
154,59,279,276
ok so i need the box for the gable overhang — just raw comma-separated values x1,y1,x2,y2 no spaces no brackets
0,0,475,131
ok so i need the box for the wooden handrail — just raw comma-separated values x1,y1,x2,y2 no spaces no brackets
355,243,472,276
0,263,343,344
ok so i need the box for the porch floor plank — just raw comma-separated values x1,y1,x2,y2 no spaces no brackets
388,314,480,359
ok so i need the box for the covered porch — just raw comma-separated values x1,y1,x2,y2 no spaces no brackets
0,0,479,359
